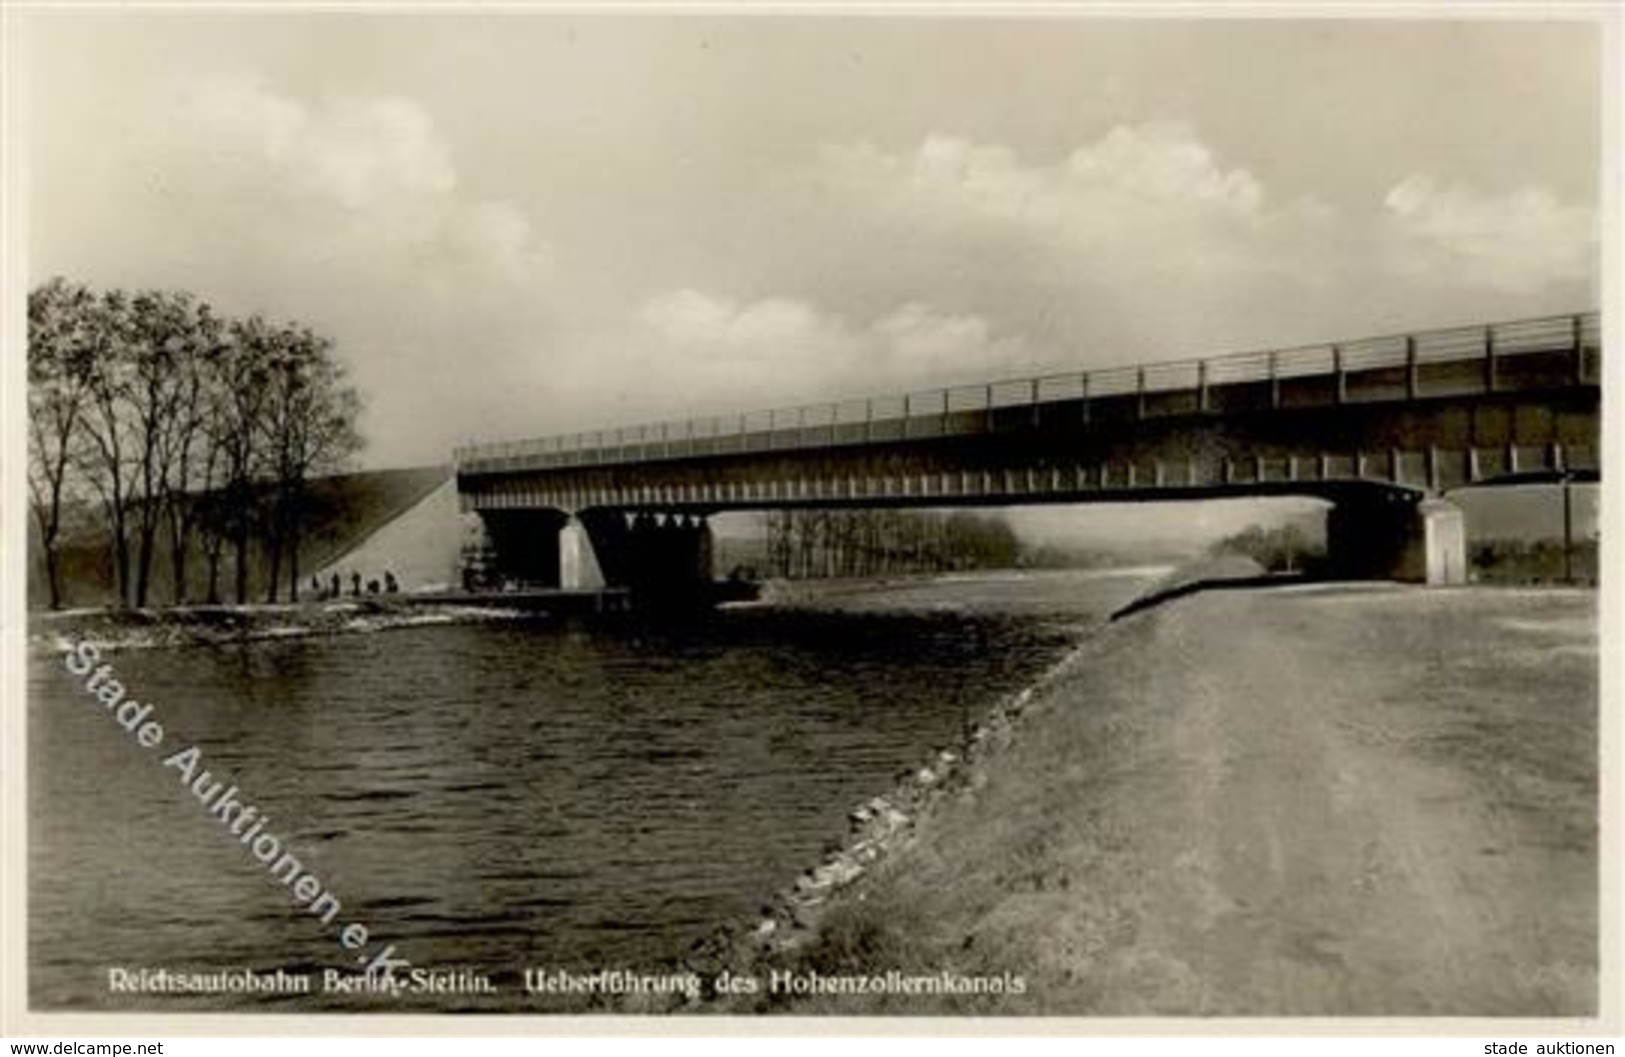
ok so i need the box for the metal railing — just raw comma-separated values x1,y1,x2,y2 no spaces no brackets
456,311,1600,476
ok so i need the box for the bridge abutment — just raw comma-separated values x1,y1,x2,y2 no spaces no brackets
1325,492,1466,585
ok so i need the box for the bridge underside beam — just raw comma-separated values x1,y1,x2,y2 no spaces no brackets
461,448,1593,518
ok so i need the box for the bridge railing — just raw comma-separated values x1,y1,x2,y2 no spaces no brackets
455,311,1600,475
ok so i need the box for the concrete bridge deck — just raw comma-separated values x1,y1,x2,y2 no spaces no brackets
458,313,1597,480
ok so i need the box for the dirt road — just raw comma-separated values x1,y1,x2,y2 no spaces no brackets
779,584,1598,1016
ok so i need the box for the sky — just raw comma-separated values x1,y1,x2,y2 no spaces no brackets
21,11,1603,482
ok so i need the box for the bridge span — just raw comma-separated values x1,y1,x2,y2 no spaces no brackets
455,311,1600,596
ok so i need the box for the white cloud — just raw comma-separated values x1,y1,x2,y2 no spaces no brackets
838,125,1596,304
813,123,1340,340
167,74,549,289
1381,174,1596,294
822,122,1274,245
639,290,859,364
624,290,1030,411
48,73,564,462
872,302,1005,364
806,125,1597,370
185,77,458,206
1064,124,1263,213
293,96,457,205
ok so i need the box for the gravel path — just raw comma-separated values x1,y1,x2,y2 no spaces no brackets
777,584,1598,1016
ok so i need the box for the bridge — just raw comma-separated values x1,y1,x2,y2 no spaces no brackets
455,311,1601,597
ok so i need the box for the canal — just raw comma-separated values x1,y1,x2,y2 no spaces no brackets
28,568,1156,1010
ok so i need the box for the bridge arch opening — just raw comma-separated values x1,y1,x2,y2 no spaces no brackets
467,478,1477,601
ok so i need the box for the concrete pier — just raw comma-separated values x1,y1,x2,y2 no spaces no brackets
1325,492,1466,585
478,508,715,604
559,516,606,591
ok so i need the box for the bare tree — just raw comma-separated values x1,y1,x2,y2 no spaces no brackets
76,290,141,607
122,290,220,608
194,388,235,605
760,507,1020,580
157,300,224,604
28,278,366,611
216,316,277,605
26,279,97,609
259,325,361,602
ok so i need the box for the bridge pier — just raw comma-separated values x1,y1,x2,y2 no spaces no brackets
1325,491,1466,585
559,515,607,590
476,508,716,602
577,510,715,604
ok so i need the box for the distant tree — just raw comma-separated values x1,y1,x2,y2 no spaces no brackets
761,508,1021,579
765,509,794,578
1209,522,1321,573
1471,536,1599,585
943,509,1020,569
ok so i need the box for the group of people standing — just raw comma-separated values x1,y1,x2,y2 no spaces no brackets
311,569,399,600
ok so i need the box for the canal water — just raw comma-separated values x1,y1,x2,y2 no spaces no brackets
28,569,1155,1011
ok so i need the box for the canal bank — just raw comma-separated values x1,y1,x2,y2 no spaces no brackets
723,581,1598,1017
26,598,534,654
26,581,743,655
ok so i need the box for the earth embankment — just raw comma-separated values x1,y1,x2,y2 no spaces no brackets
764,583,1597,1016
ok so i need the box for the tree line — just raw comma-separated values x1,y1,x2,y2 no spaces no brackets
762,509,1021,579
1207,522,1322,573
27,278,362,609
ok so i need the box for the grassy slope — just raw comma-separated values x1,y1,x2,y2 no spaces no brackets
755,585,1597,1016
29,465,450,608
295,465,452,576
